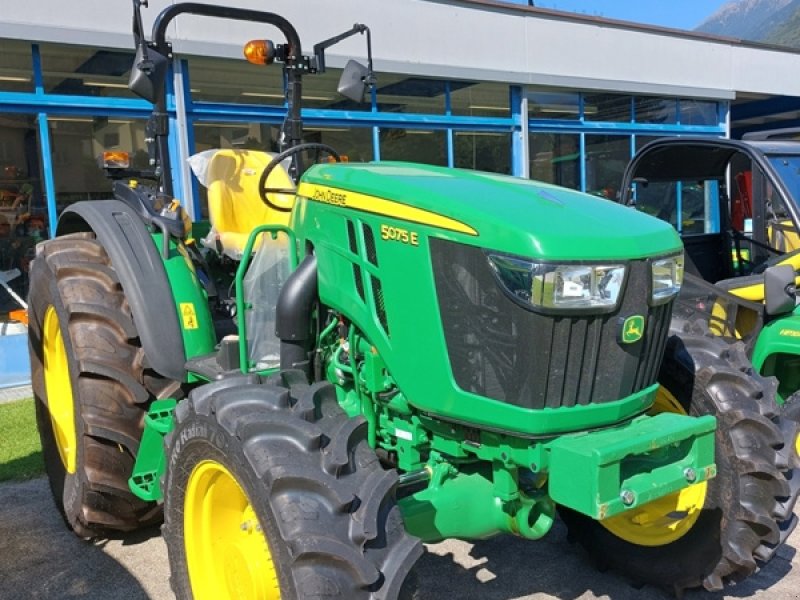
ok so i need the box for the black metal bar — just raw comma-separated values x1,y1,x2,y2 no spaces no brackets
151,3,302,61
148,2,306,195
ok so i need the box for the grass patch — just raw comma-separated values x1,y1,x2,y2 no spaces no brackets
0,398,43,482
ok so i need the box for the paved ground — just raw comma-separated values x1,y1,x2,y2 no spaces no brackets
2,477,799,600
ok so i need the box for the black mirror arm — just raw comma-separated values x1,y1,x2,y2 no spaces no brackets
132,0,151,68
313,24,375,89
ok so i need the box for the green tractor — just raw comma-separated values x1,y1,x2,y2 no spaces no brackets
26,2,796,598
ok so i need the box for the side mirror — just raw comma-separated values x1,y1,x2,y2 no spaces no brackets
764,264,797,316
128,45,169,103
337,60,370,103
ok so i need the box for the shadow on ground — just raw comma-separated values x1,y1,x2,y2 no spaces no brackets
0,477,163,600
1,477,797,600
414,518,797,600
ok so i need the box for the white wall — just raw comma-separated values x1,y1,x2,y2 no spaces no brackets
2,0,800,99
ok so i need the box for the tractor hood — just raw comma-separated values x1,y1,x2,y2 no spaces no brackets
300,162,681,261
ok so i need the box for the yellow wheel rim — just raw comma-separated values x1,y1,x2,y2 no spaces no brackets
185,460,280,600
599,386,708,547
795,429,800,460
42,306,77,474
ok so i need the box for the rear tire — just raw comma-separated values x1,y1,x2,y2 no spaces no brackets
560,334,799,591
28,232,173,537
163,371,423,600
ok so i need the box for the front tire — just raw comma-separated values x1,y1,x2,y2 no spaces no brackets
163,371,422,600
560,334,799,591
28,232,173,537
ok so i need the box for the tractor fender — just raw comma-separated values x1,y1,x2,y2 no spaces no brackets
57,200,187,382
752,314,800,374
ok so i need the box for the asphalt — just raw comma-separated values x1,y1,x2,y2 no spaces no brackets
1,477,799,600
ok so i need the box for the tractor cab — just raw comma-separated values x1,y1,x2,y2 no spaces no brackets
621,137,800,281
620,137,800,342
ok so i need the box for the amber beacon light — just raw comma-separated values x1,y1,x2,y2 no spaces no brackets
244,40,276,65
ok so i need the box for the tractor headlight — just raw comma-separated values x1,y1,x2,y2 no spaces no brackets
488,254,627,312
650,253,684,305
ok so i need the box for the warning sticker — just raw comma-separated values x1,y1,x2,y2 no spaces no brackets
180,303,199,330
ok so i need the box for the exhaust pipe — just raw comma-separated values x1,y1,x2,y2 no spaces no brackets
276,254,317,379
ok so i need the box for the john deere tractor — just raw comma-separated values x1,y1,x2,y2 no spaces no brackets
27,2,796,598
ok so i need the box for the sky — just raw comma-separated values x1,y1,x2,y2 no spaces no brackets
509,1,731,31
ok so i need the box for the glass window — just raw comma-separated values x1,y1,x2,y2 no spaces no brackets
584,93,632,123
450,82,510,118
634,97,678,124
529,133,580,190
303,126,374,163
0,114,44,318
379,129,446,165
635,180,720,236
680,100,719,126
186,55,285,105
376,74,448,114
40,44,137,98
0,41,33,93
528,91,580,120
193,121,280,154
304,67,372,111
454,132,511,174
584,135,630,200
48,116,149,209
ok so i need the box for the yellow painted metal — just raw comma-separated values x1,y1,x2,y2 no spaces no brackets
796,430,800,460
42,306,77,474
205,149,293,258
184,460,280,600
297,182,479,236
599,386,708,546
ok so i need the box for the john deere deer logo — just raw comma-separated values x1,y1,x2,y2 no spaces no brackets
621,315,645,344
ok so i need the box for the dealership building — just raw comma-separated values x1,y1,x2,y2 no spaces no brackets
2,0,800,316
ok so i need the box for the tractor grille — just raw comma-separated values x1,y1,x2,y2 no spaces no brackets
430,238,672,410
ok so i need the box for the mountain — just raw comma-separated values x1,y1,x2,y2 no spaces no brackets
696,0,800,47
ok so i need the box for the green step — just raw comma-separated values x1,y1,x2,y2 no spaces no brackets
128,398,177,502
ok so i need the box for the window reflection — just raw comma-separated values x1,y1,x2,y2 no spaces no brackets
40,44,137,98
680,100,719,126
0,41,33,93
584,135,630,200
635,97,678,124
187,55,286,106
48,116,149,209
455,132,511,174
584,93,632,122
450,82,509,117
529,133,580,189
376,74,449,114
0,113,44,316
528,92,580,120
379,129,447,165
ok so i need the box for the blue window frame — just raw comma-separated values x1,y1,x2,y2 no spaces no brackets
527,90,727,193
0,40,729,226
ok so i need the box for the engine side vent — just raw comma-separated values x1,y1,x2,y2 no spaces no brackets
347,219,358,254
363,223,379,266
346,220,365,302
371,275,390,336
353,264,365,302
